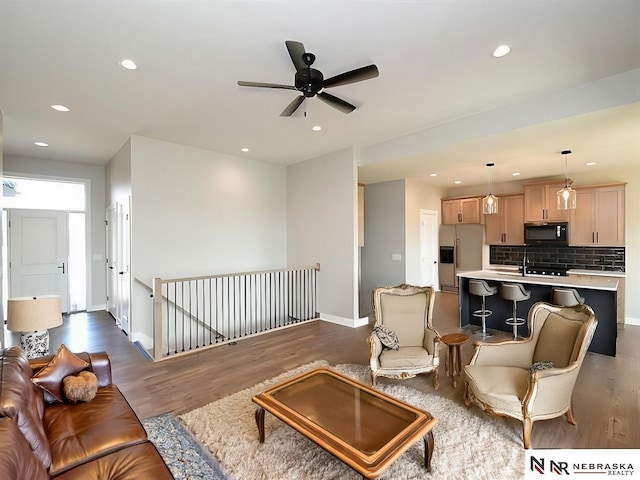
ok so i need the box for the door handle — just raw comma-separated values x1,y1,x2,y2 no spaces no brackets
57,263,65,274
119,271,125,275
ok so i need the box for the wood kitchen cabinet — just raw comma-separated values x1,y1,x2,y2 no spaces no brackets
442,197,481,224
570,184,625,246
524,182,569,223
485,194,524,245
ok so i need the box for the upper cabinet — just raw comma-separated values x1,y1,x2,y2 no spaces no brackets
570,184,625,246
485,194,525,245
442,197,481,224
524,182,570,222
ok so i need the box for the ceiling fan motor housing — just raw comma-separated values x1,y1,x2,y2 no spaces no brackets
295,68,324,96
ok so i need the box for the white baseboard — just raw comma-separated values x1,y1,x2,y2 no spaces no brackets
86,304,106,312
625,316,640,326
131,332,153,349
320,312,369,328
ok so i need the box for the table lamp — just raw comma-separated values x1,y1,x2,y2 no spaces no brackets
7,295,63,358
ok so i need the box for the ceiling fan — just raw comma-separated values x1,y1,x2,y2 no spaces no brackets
237,40,379,117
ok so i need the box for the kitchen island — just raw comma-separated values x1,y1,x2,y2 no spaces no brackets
458,270,618,356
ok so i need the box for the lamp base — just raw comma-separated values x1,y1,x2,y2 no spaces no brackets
19,330,50,359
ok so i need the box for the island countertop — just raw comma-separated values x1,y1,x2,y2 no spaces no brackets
458,270,619,291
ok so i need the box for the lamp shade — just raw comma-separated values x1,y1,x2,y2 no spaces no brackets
7,296,63,332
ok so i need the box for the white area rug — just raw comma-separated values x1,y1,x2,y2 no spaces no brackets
179,361,525,480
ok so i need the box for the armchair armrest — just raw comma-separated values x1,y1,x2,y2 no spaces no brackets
423,328,441,358
368,333,383,369
469,339,536,368
523,362,582,417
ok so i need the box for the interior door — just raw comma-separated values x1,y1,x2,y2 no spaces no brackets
117,201,131,334
106,205,119,324
9,209,69,312
419,210,439,287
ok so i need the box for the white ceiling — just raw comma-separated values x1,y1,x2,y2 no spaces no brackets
1,0,639,188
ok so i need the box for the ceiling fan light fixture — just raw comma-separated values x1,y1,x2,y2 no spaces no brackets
557,149,577,210
482,162,499,215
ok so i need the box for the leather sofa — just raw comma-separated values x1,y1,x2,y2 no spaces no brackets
0,346,174,479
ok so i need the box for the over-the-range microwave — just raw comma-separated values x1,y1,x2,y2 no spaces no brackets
524,222,569,246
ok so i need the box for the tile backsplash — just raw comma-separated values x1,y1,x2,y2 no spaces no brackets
490,245,625,272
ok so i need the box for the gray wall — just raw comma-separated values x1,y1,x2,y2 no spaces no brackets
360,180,406,316
288,148,361,325
3,155,106,311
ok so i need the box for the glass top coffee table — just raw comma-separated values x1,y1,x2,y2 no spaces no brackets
252,367,436,479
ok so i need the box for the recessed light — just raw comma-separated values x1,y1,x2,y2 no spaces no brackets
586,162,597,166
312,125,322,131
120,59,138,70
512,172,521,176
241,147,249,152
34,141,48,147
492,45,511,58
51,104,70,112
429,173,437,177
454,180,462,184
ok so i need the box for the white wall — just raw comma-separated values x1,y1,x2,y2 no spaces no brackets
287,148,363,326
3,154,106,311
106,138,132,207
360,180,406,317
127,136,287,344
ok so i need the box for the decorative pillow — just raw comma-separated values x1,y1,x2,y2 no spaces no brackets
31,344,89,403
529,361,555,373
373,325,400,350
63,371,98,403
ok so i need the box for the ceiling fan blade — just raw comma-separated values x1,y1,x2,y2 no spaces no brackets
322,64,379,88
285,40,307,71
238,81,297,90
317,92,356,114
280,96,305,117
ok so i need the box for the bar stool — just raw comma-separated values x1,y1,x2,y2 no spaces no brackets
552,287,585,306
500,283,531,340
469,279,497,338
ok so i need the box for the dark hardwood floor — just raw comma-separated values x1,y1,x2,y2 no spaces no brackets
5,292,639,449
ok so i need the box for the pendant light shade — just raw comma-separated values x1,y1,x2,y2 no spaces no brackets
557,150,576,210
482,163,498,215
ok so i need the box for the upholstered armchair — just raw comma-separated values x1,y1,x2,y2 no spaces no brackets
463,302,597,448
368,284,441,389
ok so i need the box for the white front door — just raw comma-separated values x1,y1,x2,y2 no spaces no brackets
9,209,69,312
419,209,439,288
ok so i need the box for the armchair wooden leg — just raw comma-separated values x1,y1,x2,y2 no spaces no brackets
522,417,533,449
433,369,440,390
463,383,471,407
371,373,377,387
566,404,577,425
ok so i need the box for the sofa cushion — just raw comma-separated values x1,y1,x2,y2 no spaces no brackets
0,346,52,468
32,344,89,403
43,384,149,476
379,346,433,369
53,441,175,480
464,365,530,418
0,417,49,480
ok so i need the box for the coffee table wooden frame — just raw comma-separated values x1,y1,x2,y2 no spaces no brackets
252,367,436,479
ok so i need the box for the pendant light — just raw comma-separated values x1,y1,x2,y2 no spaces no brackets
557,150,576,210
482,163,498,215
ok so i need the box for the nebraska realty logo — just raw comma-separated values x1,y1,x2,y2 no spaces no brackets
525,450,636,478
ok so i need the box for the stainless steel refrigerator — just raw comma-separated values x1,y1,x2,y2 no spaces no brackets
438,224,484,292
